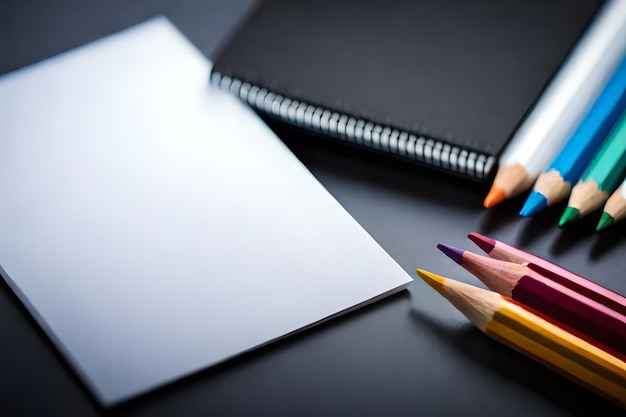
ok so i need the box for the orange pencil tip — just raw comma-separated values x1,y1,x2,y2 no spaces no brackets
483,185,506,208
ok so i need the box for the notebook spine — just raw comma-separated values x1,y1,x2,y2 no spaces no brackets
211,72,495,180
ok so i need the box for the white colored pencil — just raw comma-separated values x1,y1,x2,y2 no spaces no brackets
484,0,626,207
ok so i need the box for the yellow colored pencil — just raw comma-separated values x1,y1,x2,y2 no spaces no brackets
416,269,626,407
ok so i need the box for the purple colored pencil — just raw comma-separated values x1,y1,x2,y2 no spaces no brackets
437,243,626,360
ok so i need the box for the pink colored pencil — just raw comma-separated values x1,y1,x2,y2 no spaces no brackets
467,232,626,316
438,243,626,360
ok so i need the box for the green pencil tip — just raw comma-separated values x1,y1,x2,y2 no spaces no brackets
596,212,615,231
559,206,580,228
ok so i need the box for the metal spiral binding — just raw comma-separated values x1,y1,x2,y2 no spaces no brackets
211,71,495,180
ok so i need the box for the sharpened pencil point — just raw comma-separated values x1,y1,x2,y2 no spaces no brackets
436,243,464,265
467,232,495,253
559,206,580,228
596,212,615,231
519,191,547,217
483,185,506,208
416,269,446,292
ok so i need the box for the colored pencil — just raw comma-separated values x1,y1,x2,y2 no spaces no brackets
520,55,626,217
483,0,626,208
416,269,626,407
598,178,626,230
467,232,626,316
560,110,626,227
437,243,626,360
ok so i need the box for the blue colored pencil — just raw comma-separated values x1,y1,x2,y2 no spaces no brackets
520,55,626,217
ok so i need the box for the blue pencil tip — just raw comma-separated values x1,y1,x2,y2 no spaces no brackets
519,191,547,217
436,243,464,265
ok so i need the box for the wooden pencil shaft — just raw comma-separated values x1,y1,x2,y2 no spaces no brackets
418,270,626,407
455,250,626,359
565,179,610,215
603,180,626,221
491,162,534,198
457,251,526,297
532,169,572,205
468,233,626,315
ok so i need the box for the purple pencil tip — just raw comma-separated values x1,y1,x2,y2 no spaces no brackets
436,243,464,265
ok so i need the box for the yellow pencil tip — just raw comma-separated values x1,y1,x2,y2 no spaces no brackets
483,185,506,208
416,269,446,292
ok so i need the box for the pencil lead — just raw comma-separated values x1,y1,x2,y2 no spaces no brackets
483,185,506,208
559,206,580,228
436,243,464,265
519,191,547,217
416,269,446,292
467,232,495,253
596,212,615,231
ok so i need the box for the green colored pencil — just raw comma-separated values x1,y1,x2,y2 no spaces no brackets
560,111,626,227
597,178,626,230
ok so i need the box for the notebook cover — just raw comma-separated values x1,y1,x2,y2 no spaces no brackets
211,0,604,180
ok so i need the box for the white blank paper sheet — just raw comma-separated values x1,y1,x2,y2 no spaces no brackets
0,17,412,406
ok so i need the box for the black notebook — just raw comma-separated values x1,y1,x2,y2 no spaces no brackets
211,0,604,181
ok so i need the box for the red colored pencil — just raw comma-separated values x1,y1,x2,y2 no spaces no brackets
438,243,626,360
467,232,626,316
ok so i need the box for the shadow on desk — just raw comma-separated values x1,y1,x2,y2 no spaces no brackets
264,117,492,197
106,290,414,414
480,195,626,261
407,306,625,416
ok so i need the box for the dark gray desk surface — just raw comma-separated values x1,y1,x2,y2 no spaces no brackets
1,1,625,415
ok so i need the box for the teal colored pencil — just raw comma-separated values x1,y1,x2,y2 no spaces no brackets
521,56,626,217
560,110,626,227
